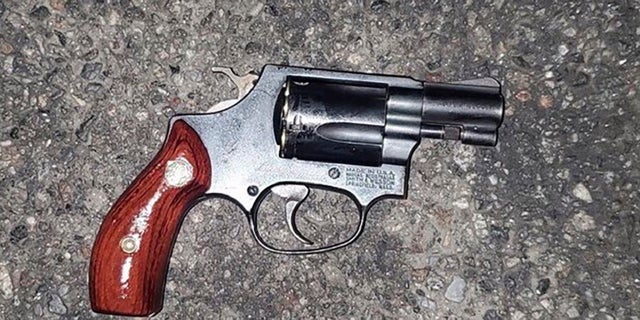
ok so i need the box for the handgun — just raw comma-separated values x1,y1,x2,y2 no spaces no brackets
89,64,504,316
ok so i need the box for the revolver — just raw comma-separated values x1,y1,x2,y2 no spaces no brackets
89,65,504,316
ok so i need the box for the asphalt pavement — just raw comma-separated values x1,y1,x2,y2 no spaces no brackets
0,0,638,319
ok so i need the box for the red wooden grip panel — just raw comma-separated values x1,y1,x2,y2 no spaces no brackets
89,120,211,316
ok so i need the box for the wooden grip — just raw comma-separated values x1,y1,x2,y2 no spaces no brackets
89,120,211,316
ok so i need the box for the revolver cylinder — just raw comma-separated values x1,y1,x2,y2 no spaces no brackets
276,75,503,167
277,79,387,166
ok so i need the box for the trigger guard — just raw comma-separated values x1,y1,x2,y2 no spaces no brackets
247,190,371,255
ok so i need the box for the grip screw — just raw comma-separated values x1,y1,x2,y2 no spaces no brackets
164,157,194,188
120,236,139,254
328,167,340,179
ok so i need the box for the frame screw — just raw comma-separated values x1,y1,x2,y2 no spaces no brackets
247,185,259,196
328,167,340,179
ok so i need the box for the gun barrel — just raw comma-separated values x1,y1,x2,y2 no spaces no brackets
421,79,504,146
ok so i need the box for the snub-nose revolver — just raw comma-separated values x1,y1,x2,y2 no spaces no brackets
89,64,504,316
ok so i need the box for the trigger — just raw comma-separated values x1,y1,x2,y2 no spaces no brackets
271,185,314,245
